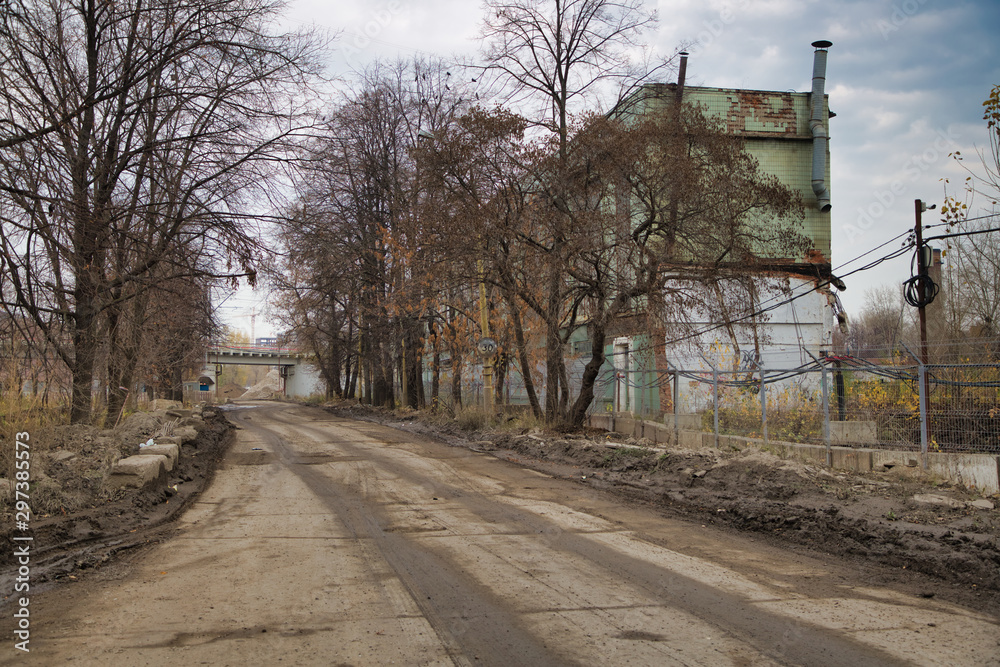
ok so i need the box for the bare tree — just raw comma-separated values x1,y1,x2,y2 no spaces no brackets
940,84,1000,357
481,0,675,155
847,285,905,358
272,58,474,407
0,0,325,423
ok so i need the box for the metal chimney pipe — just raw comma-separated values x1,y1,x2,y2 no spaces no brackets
676,51,688,102
810,40,832,212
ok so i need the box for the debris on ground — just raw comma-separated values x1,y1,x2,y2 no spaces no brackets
0,407,233,599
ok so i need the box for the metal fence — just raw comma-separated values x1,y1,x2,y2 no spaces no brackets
648,355,1000,456
422,343,1000,456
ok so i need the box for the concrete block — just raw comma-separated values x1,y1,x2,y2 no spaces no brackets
830,421,877,445
780,442,826,465
926,453,999,495
108,455,168,490
831,448,873,472
140,443,179,471
678,430,702,449
166,409,193,419
591,415,611,431
671,414,702,431
173,426,199,445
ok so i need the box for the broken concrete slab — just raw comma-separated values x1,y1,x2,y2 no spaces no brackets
149,399,182,411
173,426,199,444
50,450,77,463
139,443,179,471
107,455,168,490
911,493,965,509
968,499,995,511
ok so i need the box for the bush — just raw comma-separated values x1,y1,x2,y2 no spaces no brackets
454,407,493,431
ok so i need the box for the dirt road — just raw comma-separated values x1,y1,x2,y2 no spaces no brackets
7,402,999,665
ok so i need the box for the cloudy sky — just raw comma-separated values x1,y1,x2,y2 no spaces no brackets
232,0,1000,336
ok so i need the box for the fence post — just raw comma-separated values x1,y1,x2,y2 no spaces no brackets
903,343,930,470
917,361,929,469
760,360,768,445
665,357,679,445
699,353,720,449
713,366,719,449
821,363,831,466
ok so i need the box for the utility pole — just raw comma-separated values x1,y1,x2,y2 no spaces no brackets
914,199,934,374
477,260,495,414
914,198,936,464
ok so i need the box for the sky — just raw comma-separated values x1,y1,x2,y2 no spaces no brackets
223,0,1000,338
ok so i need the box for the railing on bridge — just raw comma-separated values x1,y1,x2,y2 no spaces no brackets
207,343,306,357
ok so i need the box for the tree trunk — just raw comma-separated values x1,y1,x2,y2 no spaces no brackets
494,352,507,410
509,295,542,419
569,321,607,427
451,351,463,410
430,320,440,412
69,305,99,424
544,323,562,422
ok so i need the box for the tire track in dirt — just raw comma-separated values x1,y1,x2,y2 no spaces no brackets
246,405,920,666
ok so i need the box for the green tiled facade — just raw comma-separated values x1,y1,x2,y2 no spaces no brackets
616,84,833,264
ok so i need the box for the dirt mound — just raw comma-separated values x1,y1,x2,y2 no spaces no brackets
0,410,233,597
240,368,282,400
219,382,247,399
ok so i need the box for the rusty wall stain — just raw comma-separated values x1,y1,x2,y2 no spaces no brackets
726,91,798,135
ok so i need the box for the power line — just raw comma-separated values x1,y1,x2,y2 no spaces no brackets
594,231,917,368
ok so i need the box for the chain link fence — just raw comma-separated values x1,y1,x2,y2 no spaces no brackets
630,350,1000,455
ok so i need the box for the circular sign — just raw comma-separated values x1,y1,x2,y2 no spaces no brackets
476,337,498,358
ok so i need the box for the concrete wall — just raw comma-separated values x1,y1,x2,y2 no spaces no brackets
283,362,324,398
588,414,1000,495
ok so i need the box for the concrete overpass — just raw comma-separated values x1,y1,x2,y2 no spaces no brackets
201,344,322,398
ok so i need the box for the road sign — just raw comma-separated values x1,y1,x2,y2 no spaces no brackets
476,337,498,359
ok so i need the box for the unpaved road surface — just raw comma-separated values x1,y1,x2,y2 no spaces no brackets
5,402,999,665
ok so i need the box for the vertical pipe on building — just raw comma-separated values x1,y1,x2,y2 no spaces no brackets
676,51,688,102
809,40,833,212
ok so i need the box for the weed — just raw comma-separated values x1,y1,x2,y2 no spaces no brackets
619,446,652,458
454,407,493,432
600,446,652,467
